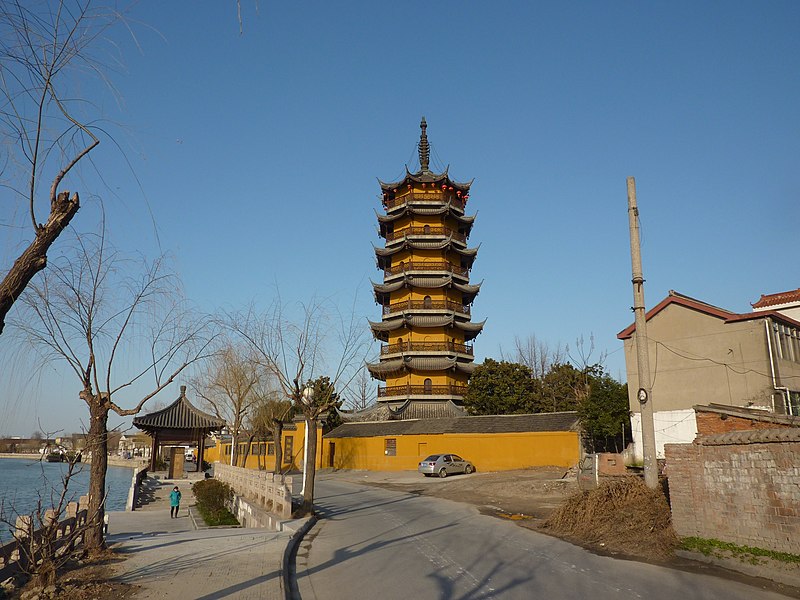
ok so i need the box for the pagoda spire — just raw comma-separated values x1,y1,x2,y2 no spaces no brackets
418,116,430,172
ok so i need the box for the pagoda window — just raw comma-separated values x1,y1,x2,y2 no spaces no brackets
423,295,432,308
424,378,432,393
423,224,431,234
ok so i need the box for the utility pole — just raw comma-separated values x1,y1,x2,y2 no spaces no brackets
627,177,658,489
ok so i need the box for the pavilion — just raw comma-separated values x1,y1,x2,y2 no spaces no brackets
133,385,225,473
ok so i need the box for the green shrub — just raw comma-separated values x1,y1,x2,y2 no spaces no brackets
192,479,238,526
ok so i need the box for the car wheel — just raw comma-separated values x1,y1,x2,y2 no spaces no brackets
465,465,474,474
438,468,448,478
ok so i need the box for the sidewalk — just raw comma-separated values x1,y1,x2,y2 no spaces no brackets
107,477,292,599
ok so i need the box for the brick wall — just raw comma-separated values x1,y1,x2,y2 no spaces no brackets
694,411,794,436
665,429,800,555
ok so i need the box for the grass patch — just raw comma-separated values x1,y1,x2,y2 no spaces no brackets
195,502,239,526
682,537,800,565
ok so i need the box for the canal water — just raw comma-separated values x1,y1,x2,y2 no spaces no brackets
0,457,132,542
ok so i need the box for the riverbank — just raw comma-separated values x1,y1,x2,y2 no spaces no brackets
0,453,40,459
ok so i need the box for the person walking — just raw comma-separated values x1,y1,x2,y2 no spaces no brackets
170,486,182,518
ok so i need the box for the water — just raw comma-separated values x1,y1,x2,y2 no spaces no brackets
0,458,132,542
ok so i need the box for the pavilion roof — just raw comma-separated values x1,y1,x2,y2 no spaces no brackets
133,386,225,434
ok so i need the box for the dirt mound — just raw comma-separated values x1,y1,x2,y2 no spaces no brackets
543,476,679,560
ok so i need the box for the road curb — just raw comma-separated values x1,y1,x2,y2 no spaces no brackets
282,515,317,600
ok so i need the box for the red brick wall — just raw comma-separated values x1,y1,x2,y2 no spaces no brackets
665,435,800,555
695,412,793,436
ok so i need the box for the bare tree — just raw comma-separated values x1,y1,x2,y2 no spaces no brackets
193,344,263,467
14,228,213,553
229,297,369,514
250,389,293,473
0,0,124,336
510,334,566,379
345,367,375,412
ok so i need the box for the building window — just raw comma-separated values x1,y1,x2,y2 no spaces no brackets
423,224,431,234
268,443,275,456
423,295,432,308
424,378,432,393
788,391,800,417
224,445,231,456
385,438,397,456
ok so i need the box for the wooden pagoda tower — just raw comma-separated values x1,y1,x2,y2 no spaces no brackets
366,118,484,419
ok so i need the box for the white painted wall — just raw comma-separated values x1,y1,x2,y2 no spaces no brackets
630,409,698,462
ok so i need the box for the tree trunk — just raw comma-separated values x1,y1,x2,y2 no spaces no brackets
272,420,284,475
301,416,317,514
0,191,79,335
239,433,254,467
84,399,109,554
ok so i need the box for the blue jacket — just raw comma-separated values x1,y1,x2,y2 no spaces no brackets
170,489,182,507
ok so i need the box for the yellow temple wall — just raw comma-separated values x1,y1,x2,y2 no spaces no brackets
323,431,580,472
204,422,325,471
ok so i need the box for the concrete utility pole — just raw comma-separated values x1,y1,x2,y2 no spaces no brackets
626,177,659,489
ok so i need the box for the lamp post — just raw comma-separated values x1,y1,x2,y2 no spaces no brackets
300,384,314,496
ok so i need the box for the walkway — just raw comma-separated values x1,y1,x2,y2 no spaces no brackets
107,477,292,600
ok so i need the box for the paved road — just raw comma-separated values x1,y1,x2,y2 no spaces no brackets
295,475,790,600
107,477,290,600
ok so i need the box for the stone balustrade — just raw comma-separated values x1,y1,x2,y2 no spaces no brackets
213,463,293,520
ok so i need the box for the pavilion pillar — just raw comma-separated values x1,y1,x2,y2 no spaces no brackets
149,432,159,471
197,434,206,473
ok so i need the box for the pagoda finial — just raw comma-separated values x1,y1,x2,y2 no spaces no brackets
418,116,430,172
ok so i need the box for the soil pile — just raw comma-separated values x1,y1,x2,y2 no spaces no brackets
543,476,679,560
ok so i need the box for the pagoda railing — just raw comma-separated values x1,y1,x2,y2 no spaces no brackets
384,261,469,277
380,341,473,356
385,226,466,244
378,384,468,398
383,192,466,212
383,299,470,315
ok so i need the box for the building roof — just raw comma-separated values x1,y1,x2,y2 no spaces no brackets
696,428,800,446
694,403,800,427
376,205,476,225
617,290,800,340
132,386,226,433
325,411,580,438
752,288,800,309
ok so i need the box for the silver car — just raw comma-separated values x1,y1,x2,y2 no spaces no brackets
418,454,475,478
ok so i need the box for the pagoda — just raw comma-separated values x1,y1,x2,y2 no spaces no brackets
366,118,484,419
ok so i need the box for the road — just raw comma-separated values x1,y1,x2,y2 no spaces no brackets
295,475,789,600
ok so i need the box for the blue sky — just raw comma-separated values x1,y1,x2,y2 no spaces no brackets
1,1,798,436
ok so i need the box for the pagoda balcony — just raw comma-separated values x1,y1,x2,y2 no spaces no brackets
380,340,474,356
383,192,466,212
383,299,470,316
384,226,466,244
377,384,469,398
384,261,469,278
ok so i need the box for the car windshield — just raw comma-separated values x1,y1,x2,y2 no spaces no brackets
423,455,441,462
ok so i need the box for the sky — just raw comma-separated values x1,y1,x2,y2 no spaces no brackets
1,1,798,436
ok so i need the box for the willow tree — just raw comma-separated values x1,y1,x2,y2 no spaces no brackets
16,229,212,553
0,0,125,336
193,344,264,467
230,297,369,514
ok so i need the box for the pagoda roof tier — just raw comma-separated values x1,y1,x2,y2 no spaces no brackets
383,225,468,246
383,262,469,281
335,400,467,422
378,118,473,193
376,205,475,225
368,315,486,342
372,276,482,304
378,167,472,194
374,241,479,258
367,356,476,380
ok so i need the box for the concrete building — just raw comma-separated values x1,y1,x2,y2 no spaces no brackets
618,290,800,460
